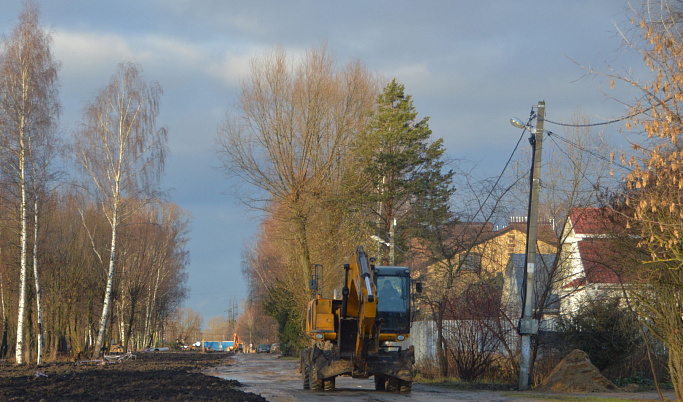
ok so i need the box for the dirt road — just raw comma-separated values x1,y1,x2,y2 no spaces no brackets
207,352,673,401
207,352,505,401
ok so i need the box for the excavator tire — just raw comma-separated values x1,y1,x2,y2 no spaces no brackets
400,380,412,393
323,376,335,391
309,355,323,391
374,375,386,391
301,350,310,389
386,377,400,392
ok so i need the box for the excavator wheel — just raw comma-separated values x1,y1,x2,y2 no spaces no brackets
399,380,412,393
374,375,386,391
323,376,335,391
300,350,310,389
386,377,400,392
309,355,323,391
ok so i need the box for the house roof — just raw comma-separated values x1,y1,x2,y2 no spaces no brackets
569,207,611,236
563,238,636,288
457,220,557,250
576,239,625,284
500,221,557,246
563,208,641,288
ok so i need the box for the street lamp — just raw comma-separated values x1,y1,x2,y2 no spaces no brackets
509,117,527,130
510,101,545,391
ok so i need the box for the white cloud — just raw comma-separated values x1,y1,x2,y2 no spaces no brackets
207,49,256,89
53,30,133,75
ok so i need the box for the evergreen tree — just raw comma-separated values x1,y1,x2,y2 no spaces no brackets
354,78,453,263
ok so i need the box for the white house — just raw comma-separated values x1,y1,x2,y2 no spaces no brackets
559,208,630,315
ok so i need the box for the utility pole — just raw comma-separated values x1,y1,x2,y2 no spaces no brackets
519,101,544,390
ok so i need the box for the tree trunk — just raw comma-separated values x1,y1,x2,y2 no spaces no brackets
94,209,119,358
294,210,312,282
143,284,153,348
15,130,28,365
436,300,448,377
123,296,136,353
0,250,8,359
32,201,43,365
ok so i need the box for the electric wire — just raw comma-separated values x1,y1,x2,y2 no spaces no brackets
545,130,634,172
547,134,610,188
543,103,655,128
543,115,631,127
468,113,532,221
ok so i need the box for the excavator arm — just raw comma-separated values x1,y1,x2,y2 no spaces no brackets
341,246,378,364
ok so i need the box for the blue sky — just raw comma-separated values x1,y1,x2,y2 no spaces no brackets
0,1,646,324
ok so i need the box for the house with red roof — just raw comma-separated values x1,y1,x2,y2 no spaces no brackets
559,207,634,314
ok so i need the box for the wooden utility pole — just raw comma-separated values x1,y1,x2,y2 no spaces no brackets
519,101,544,390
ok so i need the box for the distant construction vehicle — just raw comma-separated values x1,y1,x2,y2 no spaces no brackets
301,246,420,392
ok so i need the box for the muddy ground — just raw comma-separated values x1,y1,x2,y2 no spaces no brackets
0,351,265,401
210,352,677,402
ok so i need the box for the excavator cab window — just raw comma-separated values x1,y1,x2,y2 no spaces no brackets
375,272,410,333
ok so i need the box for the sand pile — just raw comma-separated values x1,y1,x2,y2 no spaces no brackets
535,349,617,393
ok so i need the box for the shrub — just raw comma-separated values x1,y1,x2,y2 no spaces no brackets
557,298,639,372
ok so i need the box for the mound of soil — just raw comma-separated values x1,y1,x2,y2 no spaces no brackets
0,351,265,401
535,349,617,393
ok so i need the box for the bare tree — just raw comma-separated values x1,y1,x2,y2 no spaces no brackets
74,62,166,358
141,203,189,349
167,307,202,346
0,1,60,365
217,45,377,286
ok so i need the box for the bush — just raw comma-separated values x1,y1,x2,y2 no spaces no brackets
557,298,639,372
262,281,306,357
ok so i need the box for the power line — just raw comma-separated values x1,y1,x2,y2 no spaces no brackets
543,104,655,128
543,115,631,128
545,130,634,172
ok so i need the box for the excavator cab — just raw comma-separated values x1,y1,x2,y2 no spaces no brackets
375,267,411,336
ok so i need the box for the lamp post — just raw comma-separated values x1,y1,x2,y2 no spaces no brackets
511,101,545,390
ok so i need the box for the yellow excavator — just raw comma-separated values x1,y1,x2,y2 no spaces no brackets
301,245,419,393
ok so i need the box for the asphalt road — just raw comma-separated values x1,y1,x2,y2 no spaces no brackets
206,352,673,402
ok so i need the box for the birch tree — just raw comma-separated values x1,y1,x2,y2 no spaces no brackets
0,1,60,365
74,62,166,358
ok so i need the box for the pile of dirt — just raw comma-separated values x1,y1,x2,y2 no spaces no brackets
535,349,617,393
0,351,265,401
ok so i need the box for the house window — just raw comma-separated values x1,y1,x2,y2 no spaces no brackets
459,253,482,273
507,234,517,253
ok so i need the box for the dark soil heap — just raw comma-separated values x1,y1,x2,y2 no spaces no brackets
535,349,617,393
0,351,265,401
